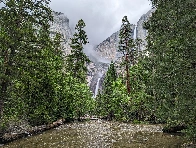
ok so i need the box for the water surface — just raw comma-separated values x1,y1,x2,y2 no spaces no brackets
2,120,188,148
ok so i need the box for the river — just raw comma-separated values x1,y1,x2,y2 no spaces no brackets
2,120,189,148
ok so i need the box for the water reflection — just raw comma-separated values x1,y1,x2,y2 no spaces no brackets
2,120,187,148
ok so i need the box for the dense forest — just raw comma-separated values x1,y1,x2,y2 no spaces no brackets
0,0,195,142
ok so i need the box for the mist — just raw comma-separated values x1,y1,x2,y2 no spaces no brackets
83,44,111,64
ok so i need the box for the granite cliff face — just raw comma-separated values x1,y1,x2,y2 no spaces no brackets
88,32,119,94
95,24,135,61
89,25,135,95
136,9,156,51
50,9,155,96
87,31,120,94
95,31,119,61
50,12,72,56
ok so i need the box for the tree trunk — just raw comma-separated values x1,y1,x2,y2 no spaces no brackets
125,54,131,94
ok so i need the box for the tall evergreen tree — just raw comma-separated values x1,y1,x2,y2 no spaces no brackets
65,19,95,120
118,16,135,94
103,61,117,95
0,0,53,116
66,19,90,83
145,0,196,139
96,61,119,120
0,0,72,126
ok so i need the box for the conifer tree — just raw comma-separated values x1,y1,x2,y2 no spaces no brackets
96,61,118,120
0,0,71,126
65,19,95,120
0,0,53,116
103,61,117,95
66,19,90,83
145,0,196,139
118,16,135,94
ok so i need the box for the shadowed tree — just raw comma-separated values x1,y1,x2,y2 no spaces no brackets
0,0,53,116
66,19,90,83
118,16,135,94
145,0,196,139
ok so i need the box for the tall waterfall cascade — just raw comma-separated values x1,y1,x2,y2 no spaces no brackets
93,78,101,98
50,9,155,95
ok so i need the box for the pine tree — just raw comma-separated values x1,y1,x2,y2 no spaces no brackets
96,61,118,120
0,0,69,126
145,0,196,139
0,0,53,116
118,16,135,94
65,19,95,120
66,19,90,83
103,61,117,95
22,29,64,125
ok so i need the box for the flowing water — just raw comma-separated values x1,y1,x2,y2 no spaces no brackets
2,120,189,148
93,77,101,98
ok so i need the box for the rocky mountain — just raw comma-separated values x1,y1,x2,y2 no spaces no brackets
136,9,156,51
89,25,135,95
95,31,119,61
90,10,156,95
95,24,135,61
88,31,119,94
50,9,155,96
50,11,72,56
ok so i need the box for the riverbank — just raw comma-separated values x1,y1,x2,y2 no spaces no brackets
1,120,195,148
0,119,65,144
0,116,101,144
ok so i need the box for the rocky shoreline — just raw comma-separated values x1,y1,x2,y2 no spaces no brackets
0,116,100,145
0,119,65,145
0,118,195,148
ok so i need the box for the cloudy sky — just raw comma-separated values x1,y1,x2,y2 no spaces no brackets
50,0,152,46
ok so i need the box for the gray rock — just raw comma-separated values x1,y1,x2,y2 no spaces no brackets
49,9,156,96
89,25,135,96
136,9,156,51
95,24,135,61
50,11,72,56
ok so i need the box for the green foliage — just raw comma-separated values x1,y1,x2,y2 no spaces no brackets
118,16,135,57
118,16,135,94
66,19,90,83
96,78,130,121
95,62,117,119
0,0,57,124
103,61,117,95
0,0,95,127
64,19,94,120
56,73,95,121
145,0,196,139
95,21,154,122
118,16,143,94
96,62,130,121
127,59,155,122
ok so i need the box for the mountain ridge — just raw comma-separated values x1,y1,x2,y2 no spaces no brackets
50,9,155,95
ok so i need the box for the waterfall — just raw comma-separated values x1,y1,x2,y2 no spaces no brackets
134,25,137,39
93,78,101,98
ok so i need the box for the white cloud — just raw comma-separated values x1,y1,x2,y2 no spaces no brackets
50,0,152,45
